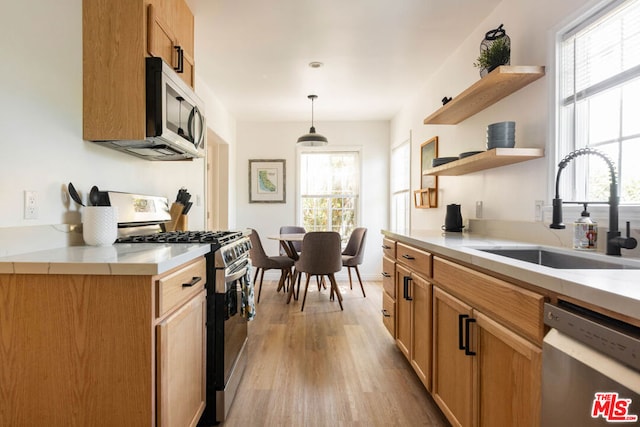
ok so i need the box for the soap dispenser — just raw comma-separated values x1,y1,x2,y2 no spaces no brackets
573,203,597,250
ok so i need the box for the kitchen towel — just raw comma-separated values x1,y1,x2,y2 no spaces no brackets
242,259,256,321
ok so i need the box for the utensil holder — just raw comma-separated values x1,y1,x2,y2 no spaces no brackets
83,206,118,246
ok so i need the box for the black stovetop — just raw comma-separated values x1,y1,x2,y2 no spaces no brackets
116,230,243,245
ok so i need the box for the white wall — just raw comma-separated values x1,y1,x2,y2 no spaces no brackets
235,121,389,279
0,0,235,255
391,0,592,232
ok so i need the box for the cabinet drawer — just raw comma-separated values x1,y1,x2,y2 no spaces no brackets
157,257,206,318
382,291,396,338
396,243,432,278
433,257,544,344
382,238,396,259
382,255,396,297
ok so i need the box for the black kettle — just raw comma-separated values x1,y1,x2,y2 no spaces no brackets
443,204,464,232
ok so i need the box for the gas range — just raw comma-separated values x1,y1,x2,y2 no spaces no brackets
108,192,252,425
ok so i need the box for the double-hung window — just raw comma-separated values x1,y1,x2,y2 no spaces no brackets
557,0,640,204
298,148,360,241
390,140,410,231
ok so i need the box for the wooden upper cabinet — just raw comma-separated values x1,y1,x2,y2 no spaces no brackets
148,5,179,70
147,0,195,87
83,0,195,142
83,0,147,141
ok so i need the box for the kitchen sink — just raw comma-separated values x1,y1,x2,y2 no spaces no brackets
476,247,640,270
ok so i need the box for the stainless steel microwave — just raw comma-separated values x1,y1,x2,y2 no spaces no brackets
95,57,206,161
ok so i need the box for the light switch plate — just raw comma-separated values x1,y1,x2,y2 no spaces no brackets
475,201,483,218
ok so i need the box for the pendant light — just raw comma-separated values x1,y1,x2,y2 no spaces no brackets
297,94,328,146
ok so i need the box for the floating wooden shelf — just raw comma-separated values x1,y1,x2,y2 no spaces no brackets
423,66,546,125
424,148,544,176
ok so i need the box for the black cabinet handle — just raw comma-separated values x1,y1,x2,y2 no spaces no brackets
403,276,413,301
464,318,477,356
382,244,390,249
174,45,184,73
458,314,468,350
381,309,391,318
182,276,202,287
381,272,391,278
174,45,181,71
401,254,415,260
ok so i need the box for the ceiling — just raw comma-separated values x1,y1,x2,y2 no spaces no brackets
187,0,500,122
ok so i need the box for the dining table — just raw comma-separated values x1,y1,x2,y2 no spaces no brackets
267,233,305,260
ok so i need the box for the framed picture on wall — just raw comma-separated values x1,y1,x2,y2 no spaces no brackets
249,159,286,203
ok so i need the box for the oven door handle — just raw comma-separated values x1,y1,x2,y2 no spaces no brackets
225,266,248,284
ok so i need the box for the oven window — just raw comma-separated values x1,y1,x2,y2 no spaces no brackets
224,281,239,320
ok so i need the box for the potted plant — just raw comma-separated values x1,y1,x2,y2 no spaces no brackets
474,37,510,75
474,24,511,77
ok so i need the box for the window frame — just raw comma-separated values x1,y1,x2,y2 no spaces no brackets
295,145,363,236
552,0,640,224
390,138,411,232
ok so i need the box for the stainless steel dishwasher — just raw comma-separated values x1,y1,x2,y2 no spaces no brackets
542,301,640,426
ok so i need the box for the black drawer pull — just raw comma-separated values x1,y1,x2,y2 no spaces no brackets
464,318,477,356
382,244,391,249
182,276,202,287
381,309,391,318
458,314,469,350
381,272,391,278
401,254,415,260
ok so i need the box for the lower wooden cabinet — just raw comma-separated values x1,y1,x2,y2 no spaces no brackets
381,241,397,338
382,290,396,337
380,235,544,427
157,290,206,427
475,310,541,427
432,287,474,427
432,286,542,427
409,272,432,390
396,264,432,391
0,256,207,426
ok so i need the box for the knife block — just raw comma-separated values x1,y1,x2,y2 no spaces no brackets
165,203,185,232
175,215,188,232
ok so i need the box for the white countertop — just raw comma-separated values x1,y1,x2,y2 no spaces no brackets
383,229,640,321
0,243,211,276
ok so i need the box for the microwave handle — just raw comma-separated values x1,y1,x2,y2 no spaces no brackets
190,106,205,148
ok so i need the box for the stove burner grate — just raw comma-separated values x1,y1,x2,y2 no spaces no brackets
116,230,243,245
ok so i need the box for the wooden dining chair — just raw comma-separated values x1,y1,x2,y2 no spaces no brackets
294,231,343,311
279,225,305,256
248,229,294,303
342,227,367,297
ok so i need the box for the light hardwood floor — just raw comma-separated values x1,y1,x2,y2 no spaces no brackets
222,279,450,426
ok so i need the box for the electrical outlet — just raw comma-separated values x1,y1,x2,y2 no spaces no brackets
24,191,38,219
535,200,544,222
475,201,483,218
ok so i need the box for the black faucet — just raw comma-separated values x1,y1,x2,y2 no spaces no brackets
550,148,637,256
